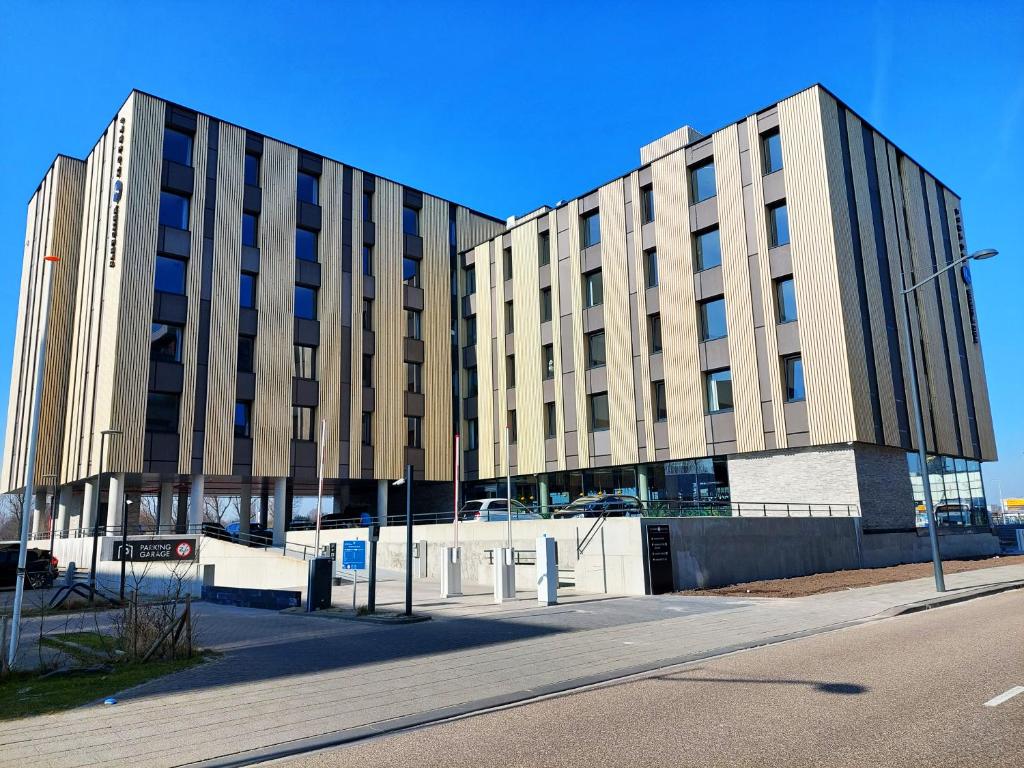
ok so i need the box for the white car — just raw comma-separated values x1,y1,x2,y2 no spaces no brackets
459,499,541,522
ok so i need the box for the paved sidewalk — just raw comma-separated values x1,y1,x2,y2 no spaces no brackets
1,565,1021,768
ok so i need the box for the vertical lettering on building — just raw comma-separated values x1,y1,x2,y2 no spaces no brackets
108,117,126,268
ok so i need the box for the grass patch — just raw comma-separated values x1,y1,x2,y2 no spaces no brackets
39,630,120,663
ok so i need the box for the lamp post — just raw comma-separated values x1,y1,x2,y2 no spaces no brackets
88,428,122,605
899,247,997,593
43,473,58,558
392,465,413,616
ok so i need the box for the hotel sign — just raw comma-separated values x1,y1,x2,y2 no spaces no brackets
109,116,126,268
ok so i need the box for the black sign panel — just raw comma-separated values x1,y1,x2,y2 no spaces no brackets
114,538,197,562
645,524,674,594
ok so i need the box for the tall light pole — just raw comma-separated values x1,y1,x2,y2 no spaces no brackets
392,465,413,616
89,428,122,605
899,247,997,593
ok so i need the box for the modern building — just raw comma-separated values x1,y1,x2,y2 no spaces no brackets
2,84,996,540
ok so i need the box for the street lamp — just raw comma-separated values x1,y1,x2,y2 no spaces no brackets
393,466,413,616
88,428,122,605
900,247,998,593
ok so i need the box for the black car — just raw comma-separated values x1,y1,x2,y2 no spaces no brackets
0,544,58,590
551,494,643,519
201,521,234,542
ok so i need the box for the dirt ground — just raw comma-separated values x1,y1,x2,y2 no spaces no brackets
679,554,1024,597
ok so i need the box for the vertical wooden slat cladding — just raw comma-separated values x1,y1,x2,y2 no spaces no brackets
203,123,244,474
628,173,655,459
456,207,505,255
319,160,345,477
547,211,566,469
598,180,638,465
473,242,495,478
252,138,297,477
423,196,453,480
494,241,509,473
372,179,403,480
652,150,703,457
348,170,365,476
566,200,590,465
510,219,543,474
777,87,856,445
715,125,762,452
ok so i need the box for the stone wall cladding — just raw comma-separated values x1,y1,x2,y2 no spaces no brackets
853,443,916,529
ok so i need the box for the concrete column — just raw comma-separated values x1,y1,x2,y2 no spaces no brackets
538,474,550,517
56,486,73,538
31,491,47,538
239,479,252,537
157,482,174,533
81,478,97,533
272,477,287,545
637,464,650,504
107,473,126,531
376,479,388,526
259,485,269,528
176,487,189,533
189,474,205,530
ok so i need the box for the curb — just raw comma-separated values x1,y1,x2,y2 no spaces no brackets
881,579,1024,617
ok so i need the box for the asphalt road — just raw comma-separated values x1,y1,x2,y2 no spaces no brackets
281,590,1024,768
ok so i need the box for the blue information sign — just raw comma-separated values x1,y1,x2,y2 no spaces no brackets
342,540,367,570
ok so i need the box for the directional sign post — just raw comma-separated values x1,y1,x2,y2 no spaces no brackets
342,540,367,610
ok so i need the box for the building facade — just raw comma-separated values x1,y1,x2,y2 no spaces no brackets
2,84,996,537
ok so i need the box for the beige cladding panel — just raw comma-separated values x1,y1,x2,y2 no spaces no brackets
494,240,509,473
423,196,453,480
473,241,495,478
203,123,245,475
348,169,365,476
319,160,346,477
566,200,590,465
547,210,566,470
252,138,297,477
714,124,762,452
628,172,656,457
510,220,543,475
372,179,403,480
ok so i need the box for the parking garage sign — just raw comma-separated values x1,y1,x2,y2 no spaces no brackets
114,538,197,562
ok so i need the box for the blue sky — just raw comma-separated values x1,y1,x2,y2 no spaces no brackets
0,1,1021,502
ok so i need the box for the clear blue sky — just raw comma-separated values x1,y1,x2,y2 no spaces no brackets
0,1,1021,502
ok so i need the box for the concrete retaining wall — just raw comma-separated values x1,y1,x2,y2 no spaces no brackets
861,530,1001,568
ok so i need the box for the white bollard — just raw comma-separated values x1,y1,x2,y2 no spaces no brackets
441,546,463,598
493,547,516,603
536,535,558,606
414,539,428,578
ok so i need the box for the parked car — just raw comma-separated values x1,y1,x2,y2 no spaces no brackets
202,521,234,541
288,517,315,531
551,494,643,519
225,522,275,546
320,504,374,529
459,499,542,522
0,544,58,590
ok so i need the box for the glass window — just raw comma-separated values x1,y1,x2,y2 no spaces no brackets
464,266,476,295
540,288,552,323
242,213,258,248
544,402,557,439
505,355,516,388
648,313,663,354
362,191,372,222
644,249,659,288
706,369,734,413
362,245,373,276
297,172,318,204
163,128,192,166
362,299,373,332
234,401,252,438
466,418,478,450
784,355,805,402
237,337,254,373
690,161,717,202
244,153,259,186
362,354,373,387
292,406,315,441
465,366,478,397
296,228,317,262
586,330,606,368
464,315,476,346
240,273,256,309
641,185,655,223
154,255,186,294
293,344,316,379
695,227,721,270
146,392,180,433
504,301,514,333
403,257,420,287
159,191,189,230
776,277,797,323
583,270,603,308
700,297,728,341
538,231,551,266
407,310,422,340
588,393,610,432
542,344,555,380
403,205,419,236
361,412,373,445
407,362,423,393
762,130,783,174
653,380,667,422
449,218,457,246
503,247,513,280
769,202,790,247
294,286,317,320
507,410,517,443
150,323,182,362
407,416,422,448
581,211,601,248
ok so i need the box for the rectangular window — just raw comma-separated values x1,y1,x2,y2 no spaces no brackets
362,299,373,332
237,337,254,373
297,172,318,205
407,309,422,340
644,248,659,288
540,287,552,323
154,255,186,294
406,362,423,394
695,227,721,271
640,185,655,223
648,313,663,354
464,266,476,295
362,191,372,222
538,231,551,266
503,247,513,280
362,354,373,387
465,366,478,397
239,272,257,309
362,245,373,276
588,393,610,432
505,355,516,388
407,416,422,448
296,228,317,262
506,410,517,443
403,205,419,236
776,277,798,323
544,402,557,439
581,211,601,248
159,191,189,230
652,381,667,422
706,369,734,413
293,344,316,379
504,301,514,333
583,269,603,308
762,130,783,174
690,161,717,202
294,285,317,320
146,392,180,434
151,323,182,362
699,297,728,341
163,128,192,166
464,315,476,345
292,406,315,441
403,257,420,287
361,412,373,445
784,355,805,402
234,401,252,438
769,202,790,247
542,344,555,380
466,418,478,450
586,330,606,369
242,213,258,248
244,153,259,186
